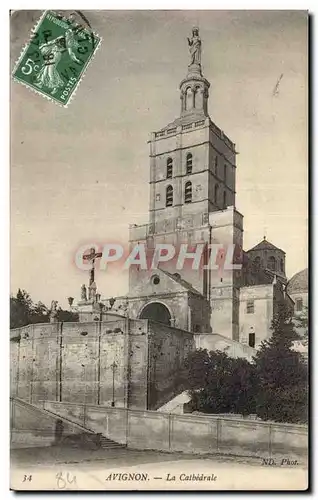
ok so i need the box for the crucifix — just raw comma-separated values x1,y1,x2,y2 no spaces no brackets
83,247,102,288
263,225,268,241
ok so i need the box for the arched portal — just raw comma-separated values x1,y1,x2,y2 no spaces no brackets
139,302,171,325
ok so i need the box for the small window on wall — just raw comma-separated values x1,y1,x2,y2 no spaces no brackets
224,164,227,183
268,256,276,271
214,184,219,205
280,259,284,272
223,191,227,208
246,300,254,314
184,181,192,203
296,298,303,312
248,332,255,348
215,156,218,177
166,185,173,206
166,158,173,178
186,153,193,174
152,275,160,285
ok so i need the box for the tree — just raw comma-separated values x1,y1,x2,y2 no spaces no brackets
183,348,212,391
253,302,308,423
183,349,257,416
294,306,308,346
10,290,78,329
29,301,50,324
10,289,34,328
56,307,79,322
183,302,308,423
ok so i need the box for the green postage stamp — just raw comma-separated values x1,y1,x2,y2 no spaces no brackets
12,11,101,106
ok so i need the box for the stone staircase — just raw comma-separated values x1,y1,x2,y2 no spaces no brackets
11,397,124,450
57,431,123,450
157,391,191,414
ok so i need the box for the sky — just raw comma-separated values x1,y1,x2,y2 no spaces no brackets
10,10,308,308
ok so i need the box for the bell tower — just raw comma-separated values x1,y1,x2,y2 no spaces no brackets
129,27,243,340
146,28,237,230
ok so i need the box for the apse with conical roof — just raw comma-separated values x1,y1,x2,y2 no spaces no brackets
246,236,286,280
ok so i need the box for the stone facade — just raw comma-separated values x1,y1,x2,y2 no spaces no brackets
126,267,211,333
238,279,292,348
10,319,194,411
194,333,256,363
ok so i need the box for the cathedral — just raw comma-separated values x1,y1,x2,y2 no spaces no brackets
78,27,295,351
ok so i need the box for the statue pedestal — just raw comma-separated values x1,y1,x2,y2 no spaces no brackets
77,299,101,322
187,62,202,77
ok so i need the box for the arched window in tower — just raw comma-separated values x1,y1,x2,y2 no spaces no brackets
186,153,193,174
184,181,192,203
193,86,202,109
185,87,192,111
166,185,173,207
268,256,276,271
215,156,218,177
193,87,197,109
280,259,284,272
223,190,227,208
166,158,173,178
214,184,219,206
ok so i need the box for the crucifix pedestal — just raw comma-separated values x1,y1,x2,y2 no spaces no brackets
77,247,103,322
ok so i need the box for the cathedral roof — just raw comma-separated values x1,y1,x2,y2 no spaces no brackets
160,269,203,296
247,238,285,254
160,110,207,131
286,268,308,294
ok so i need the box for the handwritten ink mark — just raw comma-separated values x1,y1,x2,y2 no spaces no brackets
56,472,77,490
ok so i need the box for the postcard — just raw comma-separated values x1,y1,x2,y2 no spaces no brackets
10,10,308,491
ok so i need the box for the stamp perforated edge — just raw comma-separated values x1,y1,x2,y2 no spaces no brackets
11,10,102,108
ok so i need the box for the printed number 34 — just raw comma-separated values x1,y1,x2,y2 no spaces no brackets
21,58,39,75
